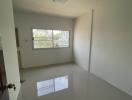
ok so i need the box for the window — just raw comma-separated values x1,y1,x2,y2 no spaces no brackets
32,29,70,49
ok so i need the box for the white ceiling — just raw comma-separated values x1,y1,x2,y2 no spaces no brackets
13,0,94,18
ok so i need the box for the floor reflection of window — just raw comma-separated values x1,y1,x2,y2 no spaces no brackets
55,76,68,92
37,79,54,96
37,76,68,96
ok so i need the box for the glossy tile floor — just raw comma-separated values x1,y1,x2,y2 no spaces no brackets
20,64,132,100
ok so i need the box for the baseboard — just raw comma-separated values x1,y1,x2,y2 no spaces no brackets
20,61,74,70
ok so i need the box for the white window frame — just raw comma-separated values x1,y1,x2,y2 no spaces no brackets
32,28,70,49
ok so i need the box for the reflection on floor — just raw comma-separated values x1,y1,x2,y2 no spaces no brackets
37,75,68,96
20,64,132,100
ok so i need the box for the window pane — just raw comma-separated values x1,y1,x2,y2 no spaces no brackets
53,30,69,48
34,40,53,48
32,29,53,49
33,29,52,40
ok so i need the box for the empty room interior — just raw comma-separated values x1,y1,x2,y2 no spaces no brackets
1,0,132,100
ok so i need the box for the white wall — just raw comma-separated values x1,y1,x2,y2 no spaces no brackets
90,0,132,96
0,0,20,100
14,12,74,68
74,13,91,71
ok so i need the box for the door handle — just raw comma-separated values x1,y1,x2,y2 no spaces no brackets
6,83,16,91
0,83,16,93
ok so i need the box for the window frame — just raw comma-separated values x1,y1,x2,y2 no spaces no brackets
31,28,70,50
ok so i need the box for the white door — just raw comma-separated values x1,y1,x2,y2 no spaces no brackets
0,0,21,100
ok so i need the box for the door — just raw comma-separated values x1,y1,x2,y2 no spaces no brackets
0,50,9,100
0,0,21,100
0,50,17,100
